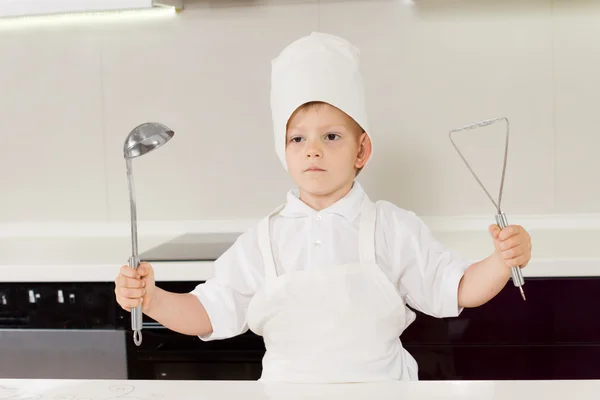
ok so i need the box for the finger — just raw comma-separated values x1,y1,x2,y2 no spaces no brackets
502,247,525,261
511,256,527,268
499,225,521,241
120,265,141,279
497,238,521,252
489,224,501,239
517,257,529,267
138,262,152,277
120,297,143,310
116,275,139,290
118,287,146,299
505,255,528,268
118,275,144,289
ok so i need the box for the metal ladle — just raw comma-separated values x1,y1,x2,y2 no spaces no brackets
123,122,175,346
449,117,526,301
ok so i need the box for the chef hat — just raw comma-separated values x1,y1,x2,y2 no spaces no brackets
270,32,372,171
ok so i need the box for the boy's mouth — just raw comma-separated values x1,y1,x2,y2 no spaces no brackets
305,166,326,172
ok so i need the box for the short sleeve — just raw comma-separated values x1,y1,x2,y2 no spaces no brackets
380,202,471,318
189,226,264,341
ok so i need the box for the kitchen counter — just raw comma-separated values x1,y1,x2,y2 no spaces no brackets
0,379,599,400
0,258,598,283
1,219,599,282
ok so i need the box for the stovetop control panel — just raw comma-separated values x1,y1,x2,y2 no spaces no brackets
0,282,123,329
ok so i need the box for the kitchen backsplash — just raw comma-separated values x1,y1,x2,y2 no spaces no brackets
1,0,599,224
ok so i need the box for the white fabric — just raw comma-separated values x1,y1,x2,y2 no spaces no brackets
270,32,372,171
190,181,470,344
245,194,418,382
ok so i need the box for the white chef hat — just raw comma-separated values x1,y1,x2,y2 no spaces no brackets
270,32,372,172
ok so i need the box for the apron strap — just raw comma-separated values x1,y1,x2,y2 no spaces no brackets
257,204,285,289
358,195,377,265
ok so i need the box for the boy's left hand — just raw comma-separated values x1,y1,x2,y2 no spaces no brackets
488,224,532,269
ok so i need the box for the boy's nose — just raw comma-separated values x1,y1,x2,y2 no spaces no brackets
305,138,323,159
305,147,322,159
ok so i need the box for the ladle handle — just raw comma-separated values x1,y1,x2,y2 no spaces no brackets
129,255,143,345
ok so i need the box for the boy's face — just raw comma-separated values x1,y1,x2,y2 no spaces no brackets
285,102,371,199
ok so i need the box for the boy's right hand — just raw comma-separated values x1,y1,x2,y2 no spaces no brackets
114,262,156,313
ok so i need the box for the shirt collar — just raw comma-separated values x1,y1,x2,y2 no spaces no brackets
279,180,366,221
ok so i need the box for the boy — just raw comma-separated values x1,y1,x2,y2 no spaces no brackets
114,32,532,383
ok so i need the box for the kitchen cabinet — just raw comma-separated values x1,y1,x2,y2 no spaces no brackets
401,277,600,380
126,277,600,381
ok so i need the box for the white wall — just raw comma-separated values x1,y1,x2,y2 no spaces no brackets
1,0,599,226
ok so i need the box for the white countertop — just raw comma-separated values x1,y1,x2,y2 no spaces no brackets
1,258,599,283
1,218,599,282
0,379,599,400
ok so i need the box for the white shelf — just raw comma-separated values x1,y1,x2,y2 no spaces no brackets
0,258,598,283
1,217,599,282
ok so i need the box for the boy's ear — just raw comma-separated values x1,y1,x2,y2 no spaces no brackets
355,132,372,169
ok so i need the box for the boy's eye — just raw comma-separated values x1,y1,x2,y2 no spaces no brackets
290,136,304,143
325,133,340,141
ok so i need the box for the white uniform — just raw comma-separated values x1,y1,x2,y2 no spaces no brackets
190,182,470,382
190,31,470,382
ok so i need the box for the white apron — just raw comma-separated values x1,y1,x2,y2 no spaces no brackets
246,195,418,383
